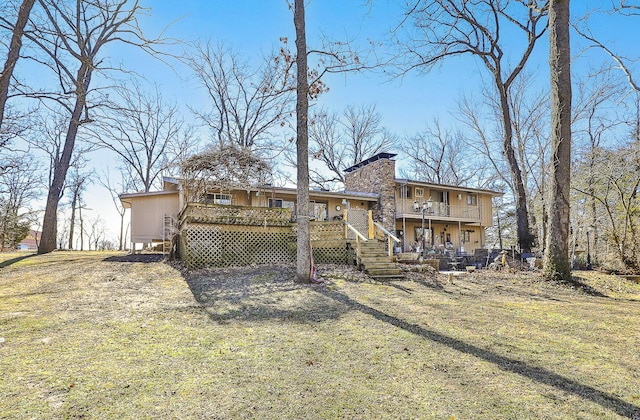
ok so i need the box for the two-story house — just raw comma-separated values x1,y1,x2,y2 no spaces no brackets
120,152,501,262
344,152,501,255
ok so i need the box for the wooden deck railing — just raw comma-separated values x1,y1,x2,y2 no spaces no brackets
396,199,481,221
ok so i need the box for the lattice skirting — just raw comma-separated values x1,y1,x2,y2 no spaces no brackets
180,222,347,269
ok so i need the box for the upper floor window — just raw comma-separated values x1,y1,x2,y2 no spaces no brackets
415,187,424,198
268,198,283,208
467,194,477,206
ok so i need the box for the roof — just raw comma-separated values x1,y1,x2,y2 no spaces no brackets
343,152,397,173
395,178,504,197
257,185,379,201
119,189,179,208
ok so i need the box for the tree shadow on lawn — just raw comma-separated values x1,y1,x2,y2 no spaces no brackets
103,253,165,263
0,253,36,269
184,265,349,324
566,275,609,298
315,286,640,419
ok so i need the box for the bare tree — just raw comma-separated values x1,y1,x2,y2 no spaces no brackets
98,168,131,251
576,141,640,272
186,41,295,155
308,104,395,189
180,145,271,203
293,0,312,283
288,0,377,282
0,0,36,134
458,74,551,248
393,0,549,252
544,0,572,282
401,119,473,186
0,153,41,250
93,82,191,193
571,68,627,266
87,216,105,251
20,0,163,254
66,164,92,250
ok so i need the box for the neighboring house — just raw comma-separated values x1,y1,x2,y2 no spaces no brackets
17,230,40,251
120,152,501,265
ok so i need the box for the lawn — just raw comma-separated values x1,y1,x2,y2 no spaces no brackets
1,251,639,419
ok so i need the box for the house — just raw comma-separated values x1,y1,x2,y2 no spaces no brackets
120,152,501,267
17,230,40,251
343,153,502,255
119,177,380,250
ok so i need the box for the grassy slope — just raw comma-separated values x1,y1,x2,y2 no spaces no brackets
0,251,639,419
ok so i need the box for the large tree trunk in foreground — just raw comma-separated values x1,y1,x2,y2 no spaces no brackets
544,0,572,281
0,0,36,132
39,84,88,253
294,0,311,282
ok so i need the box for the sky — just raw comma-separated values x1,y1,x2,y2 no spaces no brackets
11,0,640,247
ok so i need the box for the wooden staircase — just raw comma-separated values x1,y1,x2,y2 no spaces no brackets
357,239,405,281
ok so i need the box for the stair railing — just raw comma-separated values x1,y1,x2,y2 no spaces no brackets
344,220,368,259
372,221,401,257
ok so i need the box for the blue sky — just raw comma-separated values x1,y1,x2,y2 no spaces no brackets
118,0,640,140
18,0,639,244
113,0,492,137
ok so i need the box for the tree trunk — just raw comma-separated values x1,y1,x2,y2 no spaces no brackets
294,0,311,283
497,84,532,253
79,205,84,251
0,0,36,131
68,192,77,249
544,0,572,281
38,65,92,254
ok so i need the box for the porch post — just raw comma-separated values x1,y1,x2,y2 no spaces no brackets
343,208,348,239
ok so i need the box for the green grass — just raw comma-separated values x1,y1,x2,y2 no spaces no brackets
0,252,639,419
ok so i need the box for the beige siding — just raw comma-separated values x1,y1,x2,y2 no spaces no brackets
479,193,493,226
129,193,179,243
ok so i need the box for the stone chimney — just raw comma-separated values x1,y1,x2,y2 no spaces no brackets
344,153,396,233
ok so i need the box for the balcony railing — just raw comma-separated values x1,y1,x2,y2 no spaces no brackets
396,199,481,221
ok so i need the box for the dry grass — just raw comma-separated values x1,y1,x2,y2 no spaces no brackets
1,251,639,419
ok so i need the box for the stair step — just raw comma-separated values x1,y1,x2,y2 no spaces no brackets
353,239,404,281
362,262,396,269
360,257,393,264
360,249,389,256
366,268,403,276
370,273,406,281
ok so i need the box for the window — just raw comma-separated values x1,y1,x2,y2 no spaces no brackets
206,193,232,205
311,202,328,221
268,198,283,208
405,186,412,199
415,187,424,198
467,194,477,206
462,231,471,242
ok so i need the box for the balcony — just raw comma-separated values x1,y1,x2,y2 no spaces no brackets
396,199,481,222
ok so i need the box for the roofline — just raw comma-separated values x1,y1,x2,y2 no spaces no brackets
256,185,379,201
344,152,397,173
163,176,180,185
395,178,504,196
119,190,179,208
